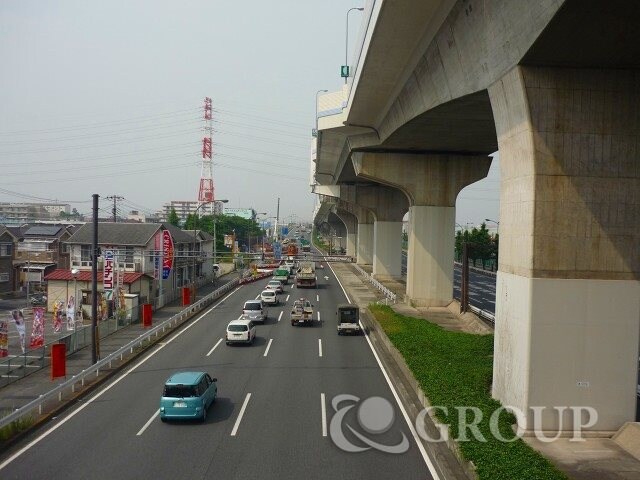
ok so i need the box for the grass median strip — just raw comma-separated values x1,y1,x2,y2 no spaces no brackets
369,304,568,480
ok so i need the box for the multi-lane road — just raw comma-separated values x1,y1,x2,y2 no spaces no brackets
0,260,433,479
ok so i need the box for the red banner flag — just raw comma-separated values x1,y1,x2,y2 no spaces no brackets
29,307,45,349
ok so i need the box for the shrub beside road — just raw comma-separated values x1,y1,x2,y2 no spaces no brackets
369,305,567,480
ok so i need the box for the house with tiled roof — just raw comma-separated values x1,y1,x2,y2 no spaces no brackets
43,222,214,317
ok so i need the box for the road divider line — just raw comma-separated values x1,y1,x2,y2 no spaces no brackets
263,338,273,357
231,393,252,437
286,294,290,302
136,409,160,436
206,338,223,357
316,294,319,302
317,311,321,322
255,294,260,300
277,311,283,322
320,393,327,437
318,339,323,357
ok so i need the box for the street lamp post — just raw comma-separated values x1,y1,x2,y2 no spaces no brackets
344,7,365,84
211,199,228,285
485,218,500,232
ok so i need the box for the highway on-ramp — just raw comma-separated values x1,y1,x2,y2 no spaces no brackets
0,261,434,479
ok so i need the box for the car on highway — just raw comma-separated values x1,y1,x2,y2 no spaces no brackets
160,371,217,422
242,299,267,322
266,280,284,294
226,318,256,345
336,304,361,335
260,289,278,305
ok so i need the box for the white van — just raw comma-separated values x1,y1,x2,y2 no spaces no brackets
226,318,256,345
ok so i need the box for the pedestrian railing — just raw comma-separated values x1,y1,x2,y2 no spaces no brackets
0,278,239,430
352,264,397,305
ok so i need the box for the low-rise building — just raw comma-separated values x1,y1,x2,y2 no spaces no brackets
0,226,17,294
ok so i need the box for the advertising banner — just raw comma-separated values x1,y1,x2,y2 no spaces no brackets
162,230,174,280
273,241,282,260
66,296,76,331
52,300,63,333
0,316,8,357
29,307,45,349
10,310,26,353
103,249,115,299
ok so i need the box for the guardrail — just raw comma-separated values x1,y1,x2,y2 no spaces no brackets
352,264,397,305
0,278,239,431
467,304,495,325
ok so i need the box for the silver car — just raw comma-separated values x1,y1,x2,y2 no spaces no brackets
242,300,267,323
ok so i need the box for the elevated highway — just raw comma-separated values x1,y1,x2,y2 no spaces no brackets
311,0,640,432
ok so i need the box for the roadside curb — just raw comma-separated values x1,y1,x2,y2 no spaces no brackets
359,309,477,480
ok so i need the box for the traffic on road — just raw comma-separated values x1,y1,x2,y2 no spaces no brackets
0,243,433,479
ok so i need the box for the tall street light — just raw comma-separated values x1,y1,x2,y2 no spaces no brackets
314,89,328,138
343,7,364,84
485,218,500,232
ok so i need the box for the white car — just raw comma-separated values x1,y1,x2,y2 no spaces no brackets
226,318,256,345
266,280,284,294
260,289,278,305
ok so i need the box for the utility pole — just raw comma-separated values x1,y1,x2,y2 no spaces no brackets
105,195,124,222
275,197,280,241
91,194,99,364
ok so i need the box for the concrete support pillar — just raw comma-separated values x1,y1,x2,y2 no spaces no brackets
335,208,358,258
340,185,408,277
373,221,403,279
406,206,454,305
353,152,491,306
356,223,374,265
488,66,640,431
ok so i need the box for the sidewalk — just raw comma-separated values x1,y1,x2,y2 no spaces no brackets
0,265,239,422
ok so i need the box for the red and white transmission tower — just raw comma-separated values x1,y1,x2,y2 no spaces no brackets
198,97,215,214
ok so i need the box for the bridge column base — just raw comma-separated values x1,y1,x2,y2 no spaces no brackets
373,221,402,279
493,271,640,431
346,232,357,258
406,205,455,307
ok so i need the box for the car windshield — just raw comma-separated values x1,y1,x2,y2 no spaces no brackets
244,303,261,310
228,324,248,332
339,309,358,322
163,385,197,398
268,282,279,287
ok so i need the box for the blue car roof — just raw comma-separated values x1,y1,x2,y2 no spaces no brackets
165,371,205,386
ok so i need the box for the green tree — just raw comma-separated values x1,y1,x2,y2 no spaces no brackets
167,207,180,227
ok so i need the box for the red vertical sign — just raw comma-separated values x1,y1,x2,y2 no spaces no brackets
162,230,174,279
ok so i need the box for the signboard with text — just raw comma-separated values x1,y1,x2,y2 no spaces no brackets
162,230,174,280
103,250,114,299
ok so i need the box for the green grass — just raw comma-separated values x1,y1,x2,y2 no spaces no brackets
0,412,35,442
312,232,329,252
369,305,568,480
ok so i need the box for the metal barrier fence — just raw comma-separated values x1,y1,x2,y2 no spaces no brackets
352,264,397,305
0,278,239,430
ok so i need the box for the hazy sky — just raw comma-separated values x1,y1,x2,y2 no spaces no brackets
0,0,499,226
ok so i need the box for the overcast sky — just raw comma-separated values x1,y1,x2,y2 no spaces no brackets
0,0,499,227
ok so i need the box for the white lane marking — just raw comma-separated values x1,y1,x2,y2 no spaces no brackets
136,409,160,436
277,311,283,322
255,294,260,300
318,339,323,357
320,393,327,437
263,338,273,357
326,261,441,480
286,294,290,302
206,338,223,356
317,311,321,322
231,393,252,437
0,285,242,473
316,294,319,302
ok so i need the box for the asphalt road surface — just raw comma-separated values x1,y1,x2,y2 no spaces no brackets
0,263,433,479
